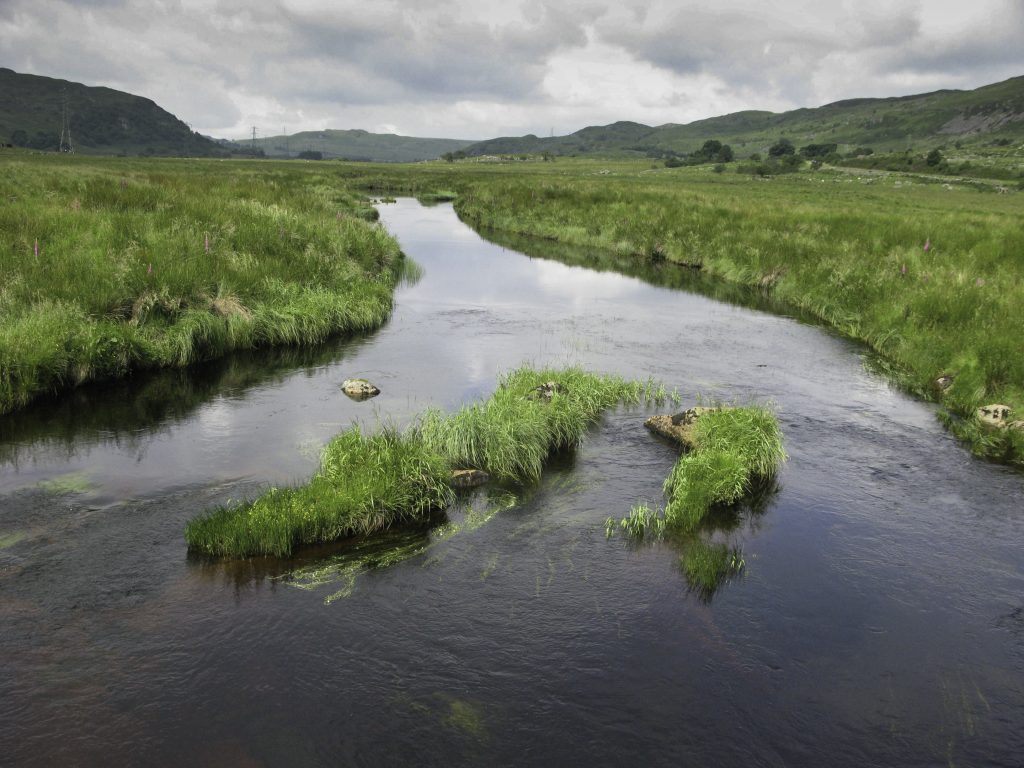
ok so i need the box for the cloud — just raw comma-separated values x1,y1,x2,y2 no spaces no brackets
0,0,1021,139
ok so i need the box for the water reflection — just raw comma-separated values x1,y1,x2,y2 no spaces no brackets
0,339,373,472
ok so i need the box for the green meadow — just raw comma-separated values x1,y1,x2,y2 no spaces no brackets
0,154,402,413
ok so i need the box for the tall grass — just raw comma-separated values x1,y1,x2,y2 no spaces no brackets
0,155,402,413
418,366,647,483
663,406,786,530
186,364,648,558
185,426,454,558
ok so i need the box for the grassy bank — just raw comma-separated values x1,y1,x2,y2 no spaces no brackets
440,162,1024,463
186,365,650,558
0,154,401,413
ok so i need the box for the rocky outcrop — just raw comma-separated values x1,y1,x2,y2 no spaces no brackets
341,379,380,400
644,406,730,449
976,403,1012,428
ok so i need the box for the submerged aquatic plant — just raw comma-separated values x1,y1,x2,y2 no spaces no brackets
680,539,745,598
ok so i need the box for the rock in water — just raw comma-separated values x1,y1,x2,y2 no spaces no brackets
450,469,490,489
670,406,722,426
646,406,731,449
644,414,698,448
341,379,381,400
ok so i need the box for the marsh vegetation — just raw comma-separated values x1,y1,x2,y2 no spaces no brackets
0,156,402,413
186,365,659,558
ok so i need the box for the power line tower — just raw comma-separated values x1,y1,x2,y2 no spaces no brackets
251,125,258,154
58,89,74,153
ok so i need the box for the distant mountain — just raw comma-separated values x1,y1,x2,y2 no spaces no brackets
0,67,223,156
464,75,1024,158
245,129,475,162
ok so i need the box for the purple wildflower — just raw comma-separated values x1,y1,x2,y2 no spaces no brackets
900,264,907,275
204,234,210,253
923,238,931,252
147,263,152,275
33,239,38,258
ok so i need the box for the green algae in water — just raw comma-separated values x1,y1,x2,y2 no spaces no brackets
444,698,487,740
680,539,745,599
279,529,430,604
434,490,518,540
279,490,520,603
480,553,499,581
37,472,95,495
0,531,28,549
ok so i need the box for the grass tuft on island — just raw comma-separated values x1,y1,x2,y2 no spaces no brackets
186,365,652,558
185,426,455,558
607,404,785,597
663,406,786,530
419,366,652,483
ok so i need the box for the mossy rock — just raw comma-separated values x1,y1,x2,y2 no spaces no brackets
976,403,1012,428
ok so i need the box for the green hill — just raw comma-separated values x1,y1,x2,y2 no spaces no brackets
0,67,223,156
244,128,475,162
465,75,1024,158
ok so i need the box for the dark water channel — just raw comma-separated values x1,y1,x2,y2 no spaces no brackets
1,199,1022,767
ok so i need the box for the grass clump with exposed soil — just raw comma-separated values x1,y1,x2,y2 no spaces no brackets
663,406,786,530
607,404,785,598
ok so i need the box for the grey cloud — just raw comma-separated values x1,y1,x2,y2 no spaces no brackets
278,2,594,100
1,0,1021,138
595,1,1022,106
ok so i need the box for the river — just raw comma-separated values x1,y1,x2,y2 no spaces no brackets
1,198,1021,766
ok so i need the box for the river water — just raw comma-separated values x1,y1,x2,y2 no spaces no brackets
1,199,1021,767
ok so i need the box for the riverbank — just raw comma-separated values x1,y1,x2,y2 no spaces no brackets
433,162,1024,464
0,155,403,414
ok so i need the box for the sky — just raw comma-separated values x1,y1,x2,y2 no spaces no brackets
1,0,1023,141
